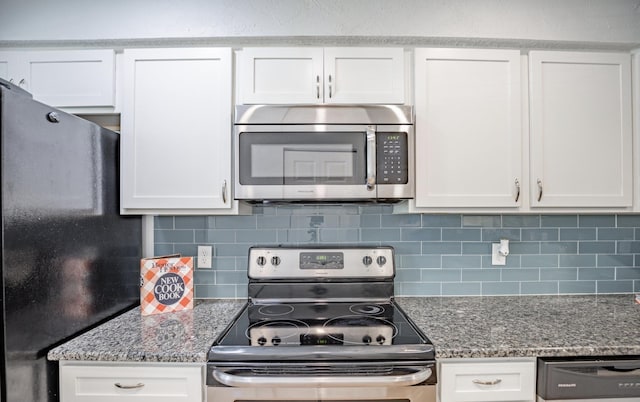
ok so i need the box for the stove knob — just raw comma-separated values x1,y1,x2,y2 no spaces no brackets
271,256,281,266
362,256,373,266
376,335,386,345
376,256,387,266
256,256,266,266
272,336,281,346
362,335,372,345
257,336,267,346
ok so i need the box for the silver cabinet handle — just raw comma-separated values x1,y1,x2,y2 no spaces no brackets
328,74,332,98
9,78,14,83
515,178,520,203
114,382,144,389
472,378,502,386
537,179,543,202
316,75,320,99
365,126,376,191
213,368,431,388
18,78,25,87
222,180,228,204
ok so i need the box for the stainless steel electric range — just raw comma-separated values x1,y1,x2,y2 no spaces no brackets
207,245,436,402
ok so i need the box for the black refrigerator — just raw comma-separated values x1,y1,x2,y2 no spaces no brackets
0,78,142,402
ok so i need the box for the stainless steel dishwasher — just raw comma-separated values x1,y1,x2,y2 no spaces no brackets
537,356,640,402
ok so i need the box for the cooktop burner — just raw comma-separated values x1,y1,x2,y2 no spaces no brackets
209,246,435,363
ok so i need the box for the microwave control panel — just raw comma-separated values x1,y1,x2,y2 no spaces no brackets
377,132,408,184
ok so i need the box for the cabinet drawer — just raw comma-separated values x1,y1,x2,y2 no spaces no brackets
60,363,202,402
440,359,535,402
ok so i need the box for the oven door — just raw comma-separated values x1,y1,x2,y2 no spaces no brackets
207,363,436,402
235,124,375,201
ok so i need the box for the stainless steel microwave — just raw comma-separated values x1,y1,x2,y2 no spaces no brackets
233,105,414,202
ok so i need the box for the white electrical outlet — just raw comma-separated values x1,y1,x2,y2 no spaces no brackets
197,245,213,269
491,243,506,266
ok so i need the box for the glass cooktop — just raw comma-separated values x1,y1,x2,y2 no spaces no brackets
211,301,433,356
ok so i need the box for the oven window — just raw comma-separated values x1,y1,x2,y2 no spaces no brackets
238,132,366,185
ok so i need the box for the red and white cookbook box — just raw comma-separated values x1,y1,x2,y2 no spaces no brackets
140,255,194,316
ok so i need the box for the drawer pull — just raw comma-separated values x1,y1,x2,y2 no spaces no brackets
472,378,502,386
114,382,145,389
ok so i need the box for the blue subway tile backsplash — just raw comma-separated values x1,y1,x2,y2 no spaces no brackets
153,205,640,298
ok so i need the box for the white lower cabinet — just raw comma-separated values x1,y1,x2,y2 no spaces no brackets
438,358,536,402
59,361,203,402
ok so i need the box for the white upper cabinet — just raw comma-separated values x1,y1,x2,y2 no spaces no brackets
238,47,404,104
323,47,405,104
529,51,633,208
414,48,522,208
121,48,236,214
239,47,323,104
0,57,9,80
0,49,115,108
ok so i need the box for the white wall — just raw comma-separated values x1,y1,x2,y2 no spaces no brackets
1,0,639,46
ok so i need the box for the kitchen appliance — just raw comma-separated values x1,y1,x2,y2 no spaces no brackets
537,356,640,401
207,246,436,402
0,78,142,402
234,105,414,202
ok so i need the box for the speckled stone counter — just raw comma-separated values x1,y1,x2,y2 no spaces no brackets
49,295,640,363
48,299,245,362
398,294,640,358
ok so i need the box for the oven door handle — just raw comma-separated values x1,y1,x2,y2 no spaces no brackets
213,368,432,388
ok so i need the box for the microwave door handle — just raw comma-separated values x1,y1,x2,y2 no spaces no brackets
366,126,376,191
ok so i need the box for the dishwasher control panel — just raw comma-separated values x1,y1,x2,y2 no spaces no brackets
537,357,640,401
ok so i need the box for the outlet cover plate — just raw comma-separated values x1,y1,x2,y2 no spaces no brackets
492,243,506,266
198,245,212,269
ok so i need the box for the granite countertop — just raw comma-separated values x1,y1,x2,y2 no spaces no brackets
399,294,640,358
48,295,640,363
48,299,246,363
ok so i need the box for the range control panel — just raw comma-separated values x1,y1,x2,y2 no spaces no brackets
248,246,395,279
249,325,393,346
377,132,408,184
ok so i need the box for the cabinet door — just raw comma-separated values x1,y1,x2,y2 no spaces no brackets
0,52,11,81
440,359,536,402
324,47,404,104
414,48,522,208
60,363,202,402
23,49,116,107
0,51,24,87
529,51,632,207
121,48,232,210
239,47,323,104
